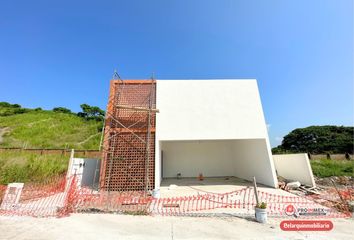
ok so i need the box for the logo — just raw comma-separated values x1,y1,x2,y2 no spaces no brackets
284,205,328,217
280,220,333,231
285,204,296,216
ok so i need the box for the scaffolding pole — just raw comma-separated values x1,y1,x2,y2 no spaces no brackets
100,77,158,192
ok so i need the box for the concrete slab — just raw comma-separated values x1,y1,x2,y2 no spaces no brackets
160,177,295,198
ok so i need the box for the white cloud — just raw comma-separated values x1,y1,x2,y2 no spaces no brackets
275,136,283,142
266,123,271,131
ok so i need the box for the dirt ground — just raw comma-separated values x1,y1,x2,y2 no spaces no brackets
0,214,353,240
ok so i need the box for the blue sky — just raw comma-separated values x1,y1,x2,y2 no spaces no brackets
0,0,353,147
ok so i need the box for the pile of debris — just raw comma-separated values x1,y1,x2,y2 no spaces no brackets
277,176,320,195
278,175,354,215
315,176,352,188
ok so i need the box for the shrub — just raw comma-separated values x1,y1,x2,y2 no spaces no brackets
52,107,72,114
256,202,267,209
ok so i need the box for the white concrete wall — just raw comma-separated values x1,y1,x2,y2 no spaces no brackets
154,79,277,189
155,80,269,141
161,140,235,178
160,139,278,187
273,154,316,187
231,139,277,187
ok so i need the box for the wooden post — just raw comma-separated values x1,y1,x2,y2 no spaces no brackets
253,176,260,205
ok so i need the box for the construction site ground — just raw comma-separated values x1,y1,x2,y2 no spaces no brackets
0,214,353,240
160,177,296,198
159,177,351,216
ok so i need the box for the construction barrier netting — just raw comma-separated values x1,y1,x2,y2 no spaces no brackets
0,175,352,218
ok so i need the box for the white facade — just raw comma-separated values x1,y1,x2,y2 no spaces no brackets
273,154,316,187
155,80,278,188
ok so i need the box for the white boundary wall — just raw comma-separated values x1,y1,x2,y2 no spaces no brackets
273,153,316,187
155,80,278,189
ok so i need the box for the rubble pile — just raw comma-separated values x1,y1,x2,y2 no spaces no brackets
315,176,352,187
277,176,319,194
277,175,353,215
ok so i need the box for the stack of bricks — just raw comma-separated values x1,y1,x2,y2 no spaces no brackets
100,80,156,191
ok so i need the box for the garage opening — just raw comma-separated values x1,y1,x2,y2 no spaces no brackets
159,139,276,187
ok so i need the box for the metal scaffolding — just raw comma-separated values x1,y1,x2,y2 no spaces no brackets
99,77,158,192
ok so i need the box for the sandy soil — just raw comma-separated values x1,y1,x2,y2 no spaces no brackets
0,214,353,240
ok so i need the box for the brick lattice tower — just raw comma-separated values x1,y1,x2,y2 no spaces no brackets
100,80,156,191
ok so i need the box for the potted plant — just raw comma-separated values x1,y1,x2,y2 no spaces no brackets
255,202,267,223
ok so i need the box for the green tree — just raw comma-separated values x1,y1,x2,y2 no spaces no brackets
0,102,21,108
272,126,354,154
77,104,105,121
52,107,72,114
0,102,28,116
0,102,12,108
11,104,21,108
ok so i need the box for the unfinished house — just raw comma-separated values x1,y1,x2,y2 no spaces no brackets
100,79,278,192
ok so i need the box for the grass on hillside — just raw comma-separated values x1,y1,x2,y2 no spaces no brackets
0,111,102,149
0,151,69,185
310,159,354,178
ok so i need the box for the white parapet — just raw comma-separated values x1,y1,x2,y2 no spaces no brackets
273,153,316,187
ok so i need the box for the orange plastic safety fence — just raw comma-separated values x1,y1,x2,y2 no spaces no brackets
0,177,351,218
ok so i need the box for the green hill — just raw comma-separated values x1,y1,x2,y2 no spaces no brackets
0,107,102,150
0,102,104,184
